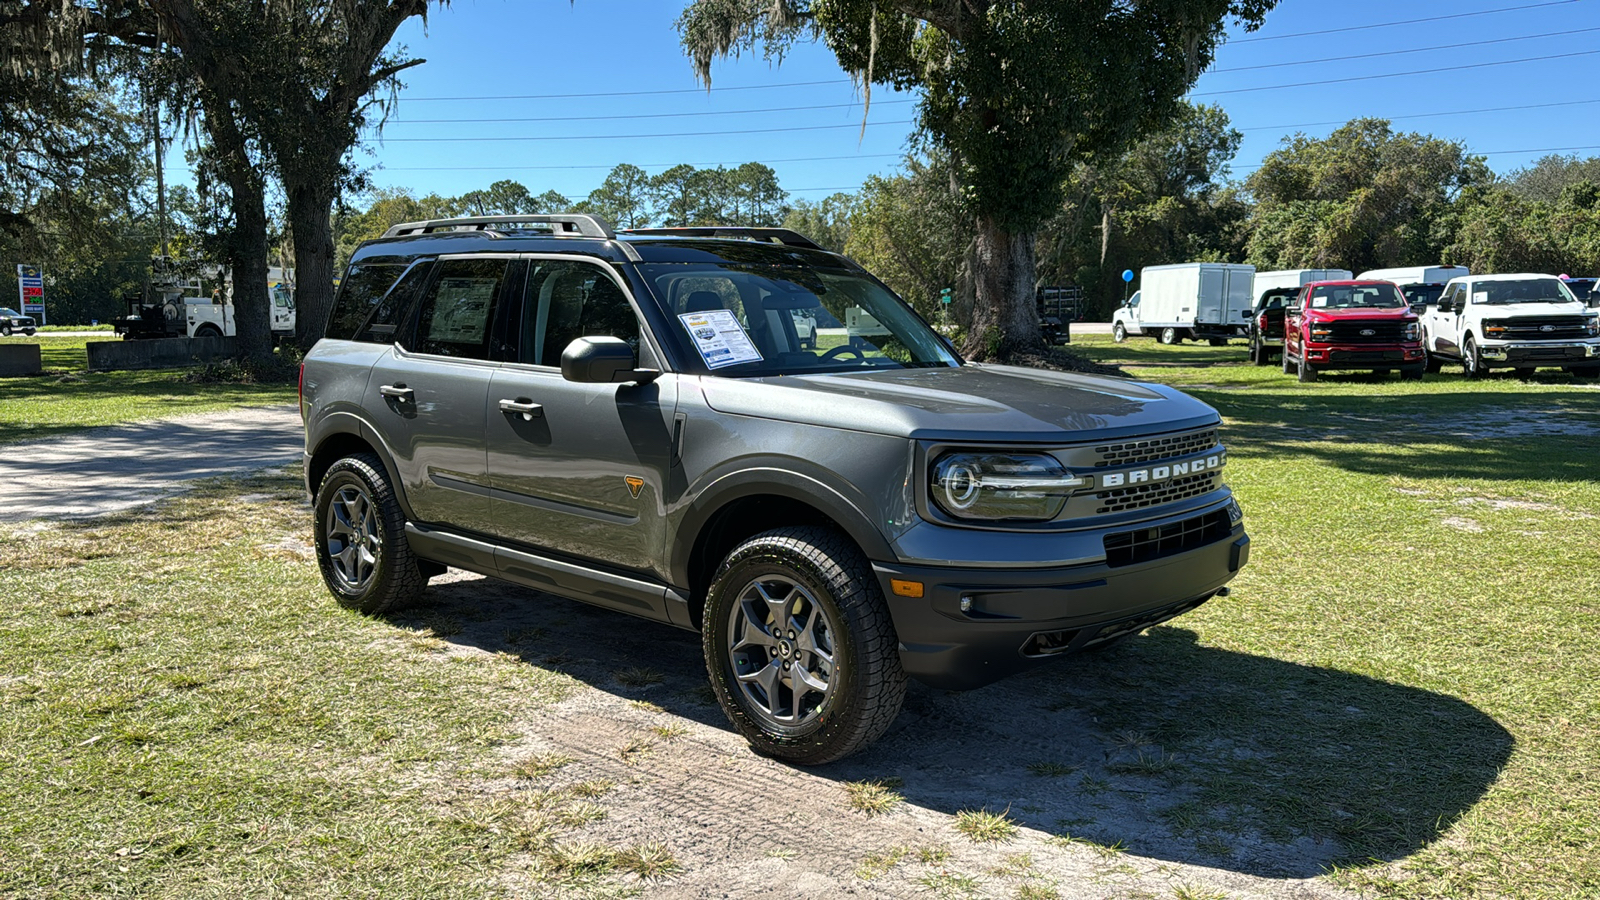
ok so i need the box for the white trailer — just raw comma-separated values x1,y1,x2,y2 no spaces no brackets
1253,268,1353,299
1112,262,1256,344
1357,265,1469,311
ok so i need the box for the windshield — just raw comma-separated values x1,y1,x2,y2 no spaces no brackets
1308,283,1406,309
640,262,960,376
1400,283,1446,307
1474,279,1575,304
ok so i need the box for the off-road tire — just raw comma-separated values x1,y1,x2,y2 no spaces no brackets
1112,322,1128,343
704,526,906,765
313,453,428,614
1462,336,1486,380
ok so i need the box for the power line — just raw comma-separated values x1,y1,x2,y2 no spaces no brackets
1229,0,1581,43
378,120,916,142
384,99,916,126
1238,99,1600,132
378,153,905,172
406,79,857,102
1232,144,1600,174
1194,49,1600,96
1211,26,1600,73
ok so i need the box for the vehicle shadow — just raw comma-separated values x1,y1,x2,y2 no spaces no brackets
392,574,1512,879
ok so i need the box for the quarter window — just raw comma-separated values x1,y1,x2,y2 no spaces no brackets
326,263,403,340
412,258,508,359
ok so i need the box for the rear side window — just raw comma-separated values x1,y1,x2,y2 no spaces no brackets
327,263,404,340
412,258,509,359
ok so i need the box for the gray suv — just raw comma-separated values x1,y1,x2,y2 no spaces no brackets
301,215,1249,764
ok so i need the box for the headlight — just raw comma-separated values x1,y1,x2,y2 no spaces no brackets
930,452,1085,522
1403,322,1420,341
1587,317,1599,336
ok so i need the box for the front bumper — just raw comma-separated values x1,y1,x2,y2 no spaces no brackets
1477,340,1599,366
874,513,1248,691
1303,342,1424,369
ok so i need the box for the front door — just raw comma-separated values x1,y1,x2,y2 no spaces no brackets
1429,283,1466,355
485,258,679,581
364,255,516,532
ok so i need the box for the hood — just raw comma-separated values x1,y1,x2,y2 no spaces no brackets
699,364,1220,443
1304,305,1416,321
1480,300,1592,317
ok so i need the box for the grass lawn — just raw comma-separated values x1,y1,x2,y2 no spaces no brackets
0,335,295,445
0,474,582,898
0,333,1595,898
1062,333,1600,899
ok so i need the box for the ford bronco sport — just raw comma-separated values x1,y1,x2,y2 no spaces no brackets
300,215,1249,764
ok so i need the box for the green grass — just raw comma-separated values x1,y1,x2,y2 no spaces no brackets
37,323,115,332
0,336,294,444
844,777,906,817
0,472,580,898
1066,334,1600,899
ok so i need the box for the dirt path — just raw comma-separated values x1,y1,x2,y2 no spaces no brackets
0,404,303,523
406,572,1371,900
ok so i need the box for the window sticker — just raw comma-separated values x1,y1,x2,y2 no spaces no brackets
678,308,763,369
1310,295,1329,308
426,277,498,343
1473,290,1489,305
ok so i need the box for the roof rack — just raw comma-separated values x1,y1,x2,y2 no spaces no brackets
382,214,615,240
617,227,824,251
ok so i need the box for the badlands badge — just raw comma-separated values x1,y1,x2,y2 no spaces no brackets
624,475,645,499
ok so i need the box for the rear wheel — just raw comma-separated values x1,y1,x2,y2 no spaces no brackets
313,453,428,614
1160,327,1179,345
704,527,906,765
1112,322,1127,343
1208,338,1227,347
194,324,223,339
1462,336,1486,380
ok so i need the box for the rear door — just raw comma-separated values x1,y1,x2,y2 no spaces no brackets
485,257,679,586
1197,268,1224,325
365,255,516,531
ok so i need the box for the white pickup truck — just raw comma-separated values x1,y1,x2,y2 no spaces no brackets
1423,273,1600,377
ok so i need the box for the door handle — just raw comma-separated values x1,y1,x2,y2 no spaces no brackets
499,398,543,420
379,383,414,401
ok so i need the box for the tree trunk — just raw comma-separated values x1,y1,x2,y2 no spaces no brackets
962,214,1042,361
287,178,338,351
226,175,274,364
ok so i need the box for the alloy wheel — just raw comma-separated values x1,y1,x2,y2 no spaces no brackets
727,574,838,728
325,484,380,591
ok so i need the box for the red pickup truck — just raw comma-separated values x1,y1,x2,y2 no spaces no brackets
1282,280,1426,382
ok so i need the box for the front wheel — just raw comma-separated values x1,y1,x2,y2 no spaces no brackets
704,527,906,765
1462,336,1486,380
1112,322,1127,343
1424,353,1443,374
1297,354,1318,383
1568,365,1600,379
313,454,428,614
0,326,10,337
1208,338,1227,347
1401,364,1425,381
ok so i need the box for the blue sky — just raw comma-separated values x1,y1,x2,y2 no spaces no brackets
189,0,1600,206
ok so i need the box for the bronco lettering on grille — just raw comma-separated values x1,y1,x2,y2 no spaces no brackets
1098,453,1224,489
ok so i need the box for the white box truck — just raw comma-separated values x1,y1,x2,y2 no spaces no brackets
1112,263,1256,344
1357,265,1469,312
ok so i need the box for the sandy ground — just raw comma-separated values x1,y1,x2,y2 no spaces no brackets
0,404,303,522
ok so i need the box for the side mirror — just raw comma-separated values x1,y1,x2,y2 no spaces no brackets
561,336,659,385
1241,310,1252,319
1436,298,1453,312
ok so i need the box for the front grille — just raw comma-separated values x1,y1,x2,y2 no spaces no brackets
1484,316,1591,340
1094,429,1217,468
1320,321,1408,342
1095,472,1220,514
1104,509,1232,568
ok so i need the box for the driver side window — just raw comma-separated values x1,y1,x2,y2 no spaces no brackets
519,261,641,367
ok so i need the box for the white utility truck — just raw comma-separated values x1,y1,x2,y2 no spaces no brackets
185,266,296,339
1357,265,1469,313
1112,262,1256,345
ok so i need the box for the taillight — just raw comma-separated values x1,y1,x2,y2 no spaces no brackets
1257,313,1268,330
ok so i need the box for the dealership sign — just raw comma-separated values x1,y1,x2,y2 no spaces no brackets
16,264,45,322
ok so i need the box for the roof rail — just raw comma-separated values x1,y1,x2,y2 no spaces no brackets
617,227,824,251
382,214,615,240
